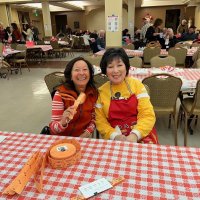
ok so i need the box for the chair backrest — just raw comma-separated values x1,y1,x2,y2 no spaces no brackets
143,47,161,64
11,43,17,50
129,56,143,68
175,42,191,49
94,74,109,88
142,74,182,113
146,41,161,48
44,72,65,98
168,47,187,67
192,79,200,114
123,43,134,50
150,55,176,68
84,55,102,66
50,40,60,49
16,44,27,58
196,58,200,68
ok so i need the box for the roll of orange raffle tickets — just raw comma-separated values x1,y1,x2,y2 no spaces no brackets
48,139,81,169
2,139,81,195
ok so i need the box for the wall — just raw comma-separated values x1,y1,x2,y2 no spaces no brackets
51,11,86,36
85,7,128,32
135,5,195,29
0,5,9,27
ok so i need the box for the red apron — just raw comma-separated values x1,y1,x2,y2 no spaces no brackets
108,81,158,144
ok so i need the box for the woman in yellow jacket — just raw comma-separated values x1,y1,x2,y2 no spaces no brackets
95,48,158,143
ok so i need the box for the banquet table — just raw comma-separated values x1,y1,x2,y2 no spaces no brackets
0,131,200,199
95,48,197,57
129,67,200,91
26,45,53,52
2,49,23,57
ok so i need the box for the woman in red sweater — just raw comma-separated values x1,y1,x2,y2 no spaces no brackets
49,57,98,137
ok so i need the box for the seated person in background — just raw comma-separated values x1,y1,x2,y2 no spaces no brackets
95,48,158,144
96,30,105,51
49,57,98,137
181,25,198,41
162,28,177,49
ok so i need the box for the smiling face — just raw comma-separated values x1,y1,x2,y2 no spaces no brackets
71,60,90,91
106,58,127,85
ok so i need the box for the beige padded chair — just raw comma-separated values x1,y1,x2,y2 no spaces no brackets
123,43,134,50
196,58,200,68
50,41,64,58
168,47,187,67
10,44,30,74
142,74,182,145
150,55,176,68
143,47,161,67
94,73,109,88
44,71,65,98
129,56,143,68
180,79,200,146
84,56,102,66
175,42,191,49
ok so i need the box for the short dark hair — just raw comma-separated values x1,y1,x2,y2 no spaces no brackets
64,57,96,90
100,48,130,75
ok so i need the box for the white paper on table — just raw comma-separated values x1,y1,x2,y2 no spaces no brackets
79,178,113,198
0,136,7,143
134,68,149,74
151,68,163,74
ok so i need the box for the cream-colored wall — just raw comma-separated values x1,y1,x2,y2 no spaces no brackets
85,7,128,32
135,6,195,29
51,11,86,36
0,5,9,27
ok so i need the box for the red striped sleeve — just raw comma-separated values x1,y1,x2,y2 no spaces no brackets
49,91,67,135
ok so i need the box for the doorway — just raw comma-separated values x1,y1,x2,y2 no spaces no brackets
165,9,180,33
55,15,67,34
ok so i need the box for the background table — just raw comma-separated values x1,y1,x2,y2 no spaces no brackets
129,67,200,91
0,131,200,199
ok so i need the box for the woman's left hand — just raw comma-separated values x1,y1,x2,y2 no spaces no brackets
126,134,138,143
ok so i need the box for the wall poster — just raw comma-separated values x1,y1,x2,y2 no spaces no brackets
107,15,119,32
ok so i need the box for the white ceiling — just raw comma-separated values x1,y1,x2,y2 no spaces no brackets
1,0,196,12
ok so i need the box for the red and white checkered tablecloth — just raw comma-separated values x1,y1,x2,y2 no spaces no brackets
129,67,200,91
26,45,52,52
0,131,200,199
95,48,197,57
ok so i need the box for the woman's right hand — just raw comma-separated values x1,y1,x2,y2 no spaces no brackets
114,135,127,141
60,105,77,127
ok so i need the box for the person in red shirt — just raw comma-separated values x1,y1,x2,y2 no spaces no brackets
49,57,98,137
11,23,21,43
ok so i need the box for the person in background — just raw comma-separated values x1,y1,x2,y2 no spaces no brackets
140,18,152,43
181,25,198,41
10,23,21,43
49,57,98,137
4,26,12,43
96,30,105,52
95,48,158,144
89,30,99,54
177,19,188,35
162,28,177,49
22,24,34,41
122,29,131,45
0,22,6,42
65,24,72,36
145,18,163,43
30,22,39,41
